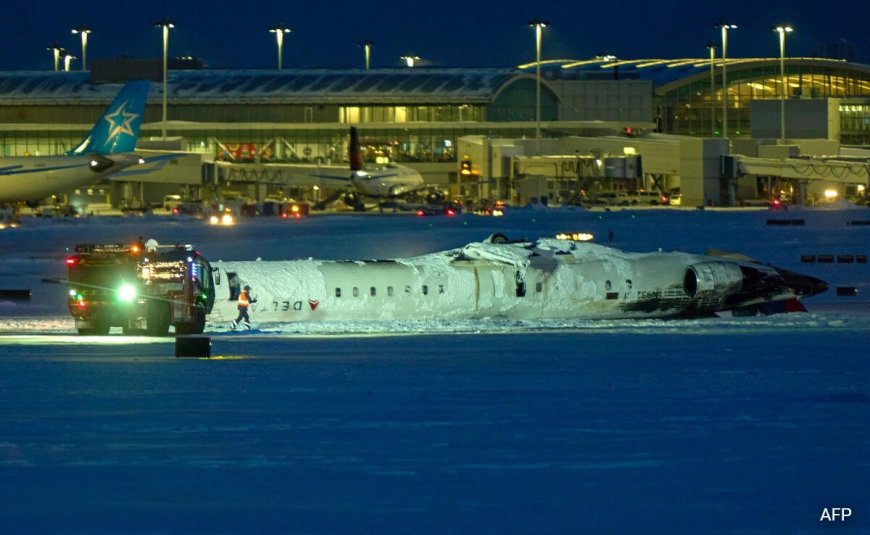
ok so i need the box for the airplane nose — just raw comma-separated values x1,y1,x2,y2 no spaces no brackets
776,268,828,297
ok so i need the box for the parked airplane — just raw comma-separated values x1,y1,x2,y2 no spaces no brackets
206,234,827,327
314,126,441,209
0,80,150,204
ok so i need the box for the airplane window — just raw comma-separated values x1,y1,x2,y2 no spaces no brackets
353,287,359,297
404,285,411,295
228,272,240,300
605,280,612,291
536,282,543,292
422,285,428,295
370,287,376,296
626,280,633,290
335,288,342,298
387,286,394,297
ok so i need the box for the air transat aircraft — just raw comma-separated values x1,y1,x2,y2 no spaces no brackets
315,126,439,208
206,234,827,327
0,80,150,204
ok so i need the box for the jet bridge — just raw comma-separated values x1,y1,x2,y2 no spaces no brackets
734,155,870,184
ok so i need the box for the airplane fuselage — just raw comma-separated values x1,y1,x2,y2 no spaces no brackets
206,238,825,326
350,164,426,198
0,153,141,203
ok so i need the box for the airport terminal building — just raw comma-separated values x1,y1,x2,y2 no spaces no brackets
0,56,869,208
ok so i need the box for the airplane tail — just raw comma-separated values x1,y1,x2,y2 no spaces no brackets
67,80,151,156
349,126,364,172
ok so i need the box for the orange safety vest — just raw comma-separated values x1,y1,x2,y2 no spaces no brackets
238,290,250,308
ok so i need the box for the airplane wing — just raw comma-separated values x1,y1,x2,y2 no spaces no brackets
108,153,182,179
311,173,351,182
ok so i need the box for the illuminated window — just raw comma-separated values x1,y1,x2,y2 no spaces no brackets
342,107,360,123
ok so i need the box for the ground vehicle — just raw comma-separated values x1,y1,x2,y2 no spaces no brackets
66,241,215,336
626,191,668,206
163,194,182,211
594,191,631,206
416,202,461,216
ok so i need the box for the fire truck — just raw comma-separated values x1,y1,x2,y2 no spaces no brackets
66,241,215,336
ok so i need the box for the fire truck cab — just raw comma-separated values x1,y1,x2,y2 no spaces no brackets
66,241,215,336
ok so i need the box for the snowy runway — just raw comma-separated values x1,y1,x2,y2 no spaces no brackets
0,208,868,532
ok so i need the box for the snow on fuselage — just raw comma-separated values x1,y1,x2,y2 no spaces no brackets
206,238,812,326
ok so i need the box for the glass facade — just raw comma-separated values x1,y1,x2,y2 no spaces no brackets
0,71,561,164
840,103,870,145
657,60,870,138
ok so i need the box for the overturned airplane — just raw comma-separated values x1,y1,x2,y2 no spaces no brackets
207,234,827,326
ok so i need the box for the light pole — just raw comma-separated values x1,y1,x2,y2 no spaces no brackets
63,52,76,72
400,54,420,67
359,39,373,70
269,25,291,70
47,44,64,71
155,18,175,140
529,19,549,154
774,24,793,144
71,26,91,71
715,22,737,138
706,42,716,137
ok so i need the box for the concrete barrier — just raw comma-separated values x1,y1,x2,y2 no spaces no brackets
836,287,859,297
802,254,866,264
767,219,805,226
176,336,211,358
0,289,31,301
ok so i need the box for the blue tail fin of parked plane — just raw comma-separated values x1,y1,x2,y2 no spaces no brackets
67,80,150,156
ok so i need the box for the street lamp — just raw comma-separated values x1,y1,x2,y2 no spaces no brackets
63,52,76,72
47,44,64,71
773,24,794,144
529,18,549,154
269,25,291,70
359,39,373,70
400,54,420,67
706,42,717,137
715,22,737,138
155,18,175,140
71,26,92,71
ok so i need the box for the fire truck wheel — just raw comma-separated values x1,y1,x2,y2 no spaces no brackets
191,305,206,334
146,301,170,336
176,304,206,335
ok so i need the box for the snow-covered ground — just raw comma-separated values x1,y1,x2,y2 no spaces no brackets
0,207,868,533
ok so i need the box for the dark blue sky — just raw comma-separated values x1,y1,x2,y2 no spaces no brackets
2,0,867,71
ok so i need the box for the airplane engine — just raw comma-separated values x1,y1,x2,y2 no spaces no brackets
88,154,116,173
683,261,743,299
342,191,362,208
425,190,445,204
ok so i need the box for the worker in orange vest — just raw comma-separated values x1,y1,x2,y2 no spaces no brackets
231,284,256,330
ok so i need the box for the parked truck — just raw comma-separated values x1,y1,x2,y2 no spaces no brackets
66,241,215,336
